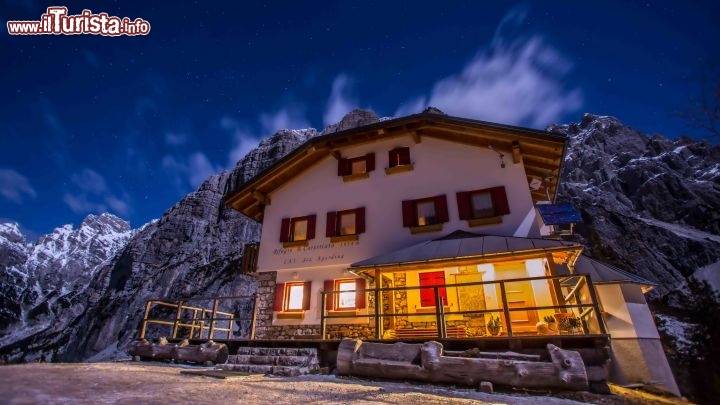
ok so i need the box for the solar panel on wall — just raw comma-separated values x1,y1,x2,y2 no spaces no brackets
536,203,583,225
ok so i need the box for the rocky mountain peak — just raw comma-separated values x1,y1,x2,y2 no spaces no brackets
320,109,379,135
554,114,720,296
0,223,25,246
79,213,132,234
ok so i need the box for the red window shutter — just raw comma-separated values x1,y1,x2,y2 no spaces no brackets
365,153,375,172
302,281,312,310
435,195,449,223
323,280,334,310
306,214,317,240
355,207,366,234
273,283,285,311
401,200,415,227
456,191,472,220
491,186,510,215
355,278,367,309
398,147,410,165
279,218,291,242
326,212,337,237
337,158,350,176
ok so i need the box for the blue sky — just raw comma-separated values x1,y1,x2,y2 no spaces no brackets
1,1,719,238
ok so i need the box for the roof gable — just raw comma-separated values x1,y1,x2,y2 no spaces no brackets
225,112,568,221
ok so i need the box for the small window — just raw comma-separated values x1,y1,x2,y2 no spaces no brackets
336,280,357,309
338,153,375,181
323,278,367,311
339,211,356,235
471,191,494,218
286,283,306,310
402,195,449,233
280,215,317,246
326,207,365,240
274,281,312,312
389,147,411,167
386,147,413,175
457,186,510,225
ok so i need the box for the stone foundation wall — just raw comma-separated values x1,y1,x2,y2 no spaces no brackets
253,271,377,340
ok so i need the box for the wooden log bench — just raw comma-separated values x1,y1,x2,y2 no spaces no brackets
336,338,588,390
128,338,228,365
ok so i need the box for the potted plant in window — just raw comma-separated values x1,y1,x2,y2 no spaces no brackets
486,314,502,336
544,315,558,333
558,316,582,335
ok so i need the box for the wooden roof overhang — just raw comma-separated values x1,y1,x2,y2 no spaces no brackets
225,113,568,222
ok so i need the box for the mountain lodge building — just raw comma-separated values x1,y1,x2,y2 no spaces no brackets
224,111,679,395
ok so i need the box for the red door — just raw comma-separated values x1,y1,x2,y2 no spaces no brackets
419,271,448,307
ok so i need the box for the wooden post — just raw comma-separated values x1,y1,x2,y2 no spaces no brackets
499,282,512,337
171,301,184,339
584,276,608,334
434,287,446,338
208,299,219,340
250,294,259,340
375,281,383,339
374,287,381,339
138,300,153,339
320,291,327,340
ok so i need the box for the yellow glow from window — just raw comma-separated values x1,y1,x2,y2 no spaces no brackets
417,201,436,226
351,159,366,174
287,284,304,310
337,281,356,309
292,220,308,241
339,212,356,235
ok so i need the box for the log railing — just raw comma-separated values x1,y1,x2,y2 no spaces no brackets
138,295,258,341
320,274,607,340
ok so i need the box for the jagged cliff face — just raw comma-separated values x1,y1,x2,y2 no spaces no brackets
551,114,720,296
1,109,718,361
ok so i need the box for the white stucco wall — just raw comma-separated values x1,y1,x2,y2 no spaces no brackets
258,136,538,274
596,283,660,339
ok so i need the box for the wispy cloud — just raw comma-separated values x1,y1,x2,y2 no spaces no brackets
222,116,260,169
259,106,310,135
0,169,37,203
323,74,358,126
188,152,221,188
224,106,311,168
63,168,130,217
161,151,222,190
164,132,187,146
395,6,582,128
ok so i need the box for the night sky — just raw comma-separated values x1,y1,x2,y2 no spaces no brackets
2,1,718,238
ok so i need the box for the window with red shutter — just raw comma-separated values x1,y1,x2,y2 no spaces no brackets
386,147,413,174
455,186,510,226
323,278,366,311
280,214,317,247
338,153,375,181
275,281,312,313
419,271,447,307
401,195,448,233
326,207,365,241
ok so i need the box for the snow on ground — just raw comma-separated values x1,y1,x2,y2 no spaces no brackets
635,216,720,243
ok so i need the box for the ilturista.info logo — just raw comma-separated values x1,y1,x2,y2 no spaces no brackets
7,7,151,36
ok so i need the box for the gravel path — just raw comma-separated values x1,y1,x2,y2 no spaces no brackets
0,362,595,404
